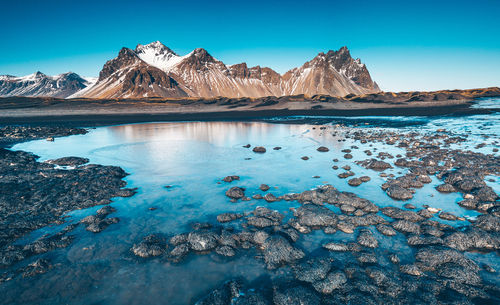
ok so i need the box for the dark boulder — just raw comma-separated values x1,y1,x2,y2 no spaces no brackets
131,234,167,258
262,235,305,269
225,187,245,199
253,147,266,153
294,205,338,228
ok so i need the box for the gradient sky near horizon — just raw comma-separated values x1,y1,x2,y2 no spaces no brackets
0,0,499,92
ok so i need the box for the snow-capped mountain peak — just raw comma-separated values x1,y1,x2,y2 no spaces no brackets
3,42,380,99
135,41,184,72
0,71,94,98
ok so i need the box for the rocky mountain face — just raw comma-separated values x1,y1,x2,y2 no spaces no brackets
75,47,187,98
0,72,94,98
77,41,380,99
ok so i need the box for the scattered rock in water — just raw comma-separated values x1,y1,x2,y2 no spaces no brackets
131,234,167,258
253,146,266,153
223,175,240,182
444,228,499,252
400,264,422,276
338,171,355,179
247,207,284,228
294,204,338,228
340,204,356,214
381,207,423,222
169,233,188,246
225,186,245,199
169,243,190,258
403,203,416,209
407,235,444,247
344,153,353,159
264,193,278,202
357,229,379,248
259,184,270,191
243,144,251,148
389,253,400,264
262,235,305,269
337,221,356,234
187,230,219,252
392,220,421,234
215,245,236,257
435,183,457,193
301,156,309,160
20,258,52,278
359,176,371,182
317,146,329,152
312,271,347,294
273,147,282,150
80,206,119,233
418,175,432,184
247,217,279,228
415,246,479,273
347,178,362,186
217,213,243,223
438,212,458,221
358,158,393,171
375,224,397,236
474,214,500,232
292,257,332,284
417,209,434,219
322,242,349,251
356,251,378,264
385,185,413,200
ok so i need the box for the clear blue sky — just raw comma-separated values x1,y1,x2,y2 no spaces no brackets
1,0,499,91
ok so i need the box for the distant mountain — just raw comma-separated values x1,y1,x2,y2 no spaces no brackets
0,72,95,98
77,41,380,98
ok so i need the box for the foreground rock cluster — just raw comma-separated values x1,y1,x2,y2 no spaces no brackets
0,147,135,280
132,182,499,304
1,119,499,304
132,122,499,304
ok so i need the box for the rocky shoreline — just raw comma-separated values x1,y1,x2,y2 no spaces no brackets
0,118,498,304
0,125,88,147
0,127,136,282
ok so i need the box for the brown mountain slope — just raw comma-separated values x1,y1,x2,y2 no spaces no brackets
78,42,380,98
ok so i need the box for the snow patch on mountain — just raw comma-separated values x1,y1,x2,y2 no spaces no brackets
0,71,94,98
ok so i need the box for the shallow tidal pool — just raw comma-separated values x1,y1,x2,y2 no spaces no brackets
4,105,500,304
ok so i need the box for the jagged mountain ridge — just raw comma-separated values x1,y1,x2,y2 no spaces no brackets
0,72,95,98
78,41,380,98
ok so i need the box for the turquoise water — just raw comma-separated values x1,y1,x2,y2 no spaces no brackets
2,98,499,304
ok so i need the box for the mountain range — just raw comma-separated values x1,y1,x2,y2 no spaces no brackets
0,42,380,99
0,72,95,98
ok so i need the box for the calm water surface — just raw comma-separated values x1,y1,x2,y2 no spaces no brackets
3,98,499,305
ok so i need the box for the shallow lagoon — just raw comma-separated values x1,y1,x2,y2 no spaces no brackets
4,100,500,304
